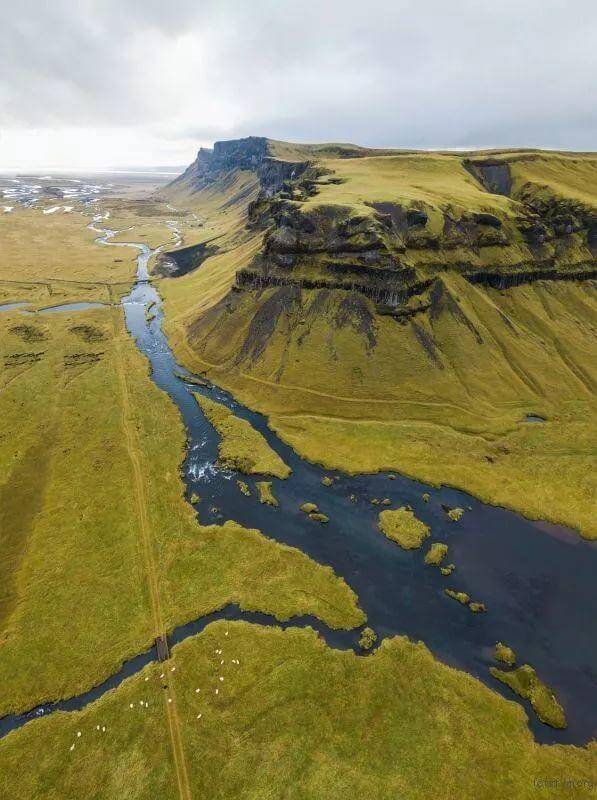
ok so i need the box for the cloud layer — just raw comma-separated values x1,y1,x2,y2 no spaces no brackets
1,0,595,167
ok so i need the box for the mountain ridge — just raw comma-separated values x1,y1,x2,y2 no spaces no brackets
157,136,597,539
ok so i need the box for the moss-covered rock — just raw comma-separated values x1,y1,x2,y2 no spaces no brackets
321,476,333,486
469,602,486,613
359,626,377,651
378,507,430,550
490,665,567,729
256,481,278,507
444,589,470,605
308,512,329,523
447,507,465,522
440,564,456,576
300,502,319,514
190,492,200,504
424,542,448,566
237,480,251,497
494,642,516,666
422,492,430,502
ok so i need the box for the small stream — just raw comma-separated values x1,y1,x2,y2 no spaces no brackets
2,227,596,746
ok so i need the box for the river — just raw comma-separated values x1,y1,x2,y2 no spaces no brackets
1,227,596,747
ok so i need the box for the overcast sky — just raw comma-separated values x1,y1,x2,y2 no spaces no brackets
0,0,595,169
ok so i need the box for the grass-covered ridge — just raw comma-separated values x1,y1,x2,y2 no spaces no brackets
1,622,595,800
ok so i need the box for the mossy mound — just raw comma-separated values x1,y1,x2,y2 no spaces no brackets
300,502,319,514
359,626,377,650
422,492,430,503
321,476,333,486
490,665,567,729
424,542,448,566
256,481,278,507
469,602,486,613
237,480,251,496
447,507,465,522
10,324,48,343
190,492,200,504
444,589,470,605
309,512,329,523
378,507,430,550
194,394,291,478
440,564,455,576
494,642,516,666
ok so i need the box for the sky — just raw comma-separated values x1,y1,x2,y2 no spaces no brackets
0,0,595,170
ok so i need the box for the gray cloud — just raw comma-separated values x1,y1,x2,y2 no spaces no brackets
0,0,595,165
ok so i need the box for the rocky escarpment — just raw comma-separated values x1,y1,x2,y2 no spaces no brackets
169,136,310,198
166,138,596,324
237,193,596,319
463,159,513,196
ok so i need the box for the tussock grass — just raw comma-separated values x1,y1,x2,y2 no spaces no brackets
378,507,430,550
256,481,279,507
0,208,136,306
495,642,517,666
424,542,449,566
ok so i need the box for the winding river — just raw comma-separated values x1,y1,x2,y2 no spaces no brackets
2,225,596,747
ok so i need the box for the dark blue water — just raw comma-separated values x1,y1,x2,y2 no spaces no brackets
2,233,595,746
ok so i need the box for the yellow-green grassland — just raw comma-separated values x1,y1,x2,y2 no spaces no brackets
1,623,595,800
0,304,362,719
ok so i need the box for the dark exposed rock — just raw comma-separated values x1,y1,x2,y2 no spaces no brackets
333,292,377,349
472,212,502,228
235,284,301,364
170,136,310,199
430,280,484,343
407,209,428,227
235,267,432,309
156,240,220,277
467,268,597,290
463,159,513,196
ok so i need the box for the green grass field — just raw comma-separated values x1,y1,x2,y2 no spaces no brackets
0,301,362,719
1,622,595,800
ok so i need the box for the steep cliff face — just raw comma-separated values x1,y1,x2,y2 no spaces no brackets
164,138,597,348
168,136,310,199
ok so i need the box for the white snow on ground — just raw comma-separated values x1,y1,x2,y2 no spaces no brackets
3,206,14,213
43,206,61,214
63,206,73,212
